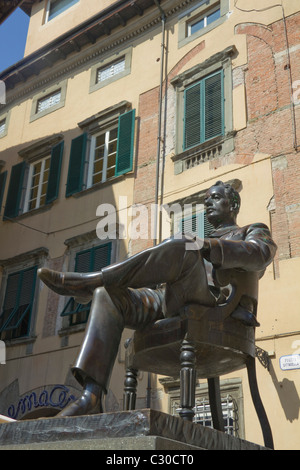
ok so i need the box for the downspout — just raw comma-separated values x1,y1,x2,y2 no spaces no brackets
146,0,166,409
153,0,166,247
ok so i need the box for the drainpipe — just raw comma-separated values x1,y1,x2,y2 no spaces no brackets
153,0,166,247
146,0,167,410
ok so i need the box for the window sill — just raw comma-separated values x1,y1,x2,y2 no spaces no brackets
3,202,53,222
58,324,86,337
71,172,131,198
3,335,37,348
172,132,236,174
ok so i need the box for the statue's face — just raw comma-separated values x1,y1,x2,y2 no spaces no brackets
204,185,235,228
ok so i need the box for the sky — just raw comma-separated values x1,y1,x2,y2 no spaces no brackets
0,7,30,73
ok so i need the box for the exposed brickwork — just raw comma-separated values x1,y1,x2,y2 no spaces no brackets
42,256,65,337
234,13,300,270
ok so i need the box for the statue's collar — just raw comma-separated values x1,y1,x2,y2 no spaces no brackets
209,224,239,238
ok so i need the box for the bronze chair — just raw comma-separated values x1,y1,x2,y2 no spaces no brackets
123,269,274,449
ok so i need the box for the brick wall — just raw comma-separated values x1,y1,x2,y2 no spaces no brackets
235,12,300,269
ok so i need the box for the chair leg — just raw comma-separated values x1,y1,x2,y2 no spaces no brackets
208,377,225,432
179,337,196,422
123,367,138,411
246,356,274,449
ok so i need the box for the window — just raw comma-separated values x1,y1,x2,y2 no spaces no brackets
66,108,135,196
36,90,61,114
0,119,6,137
23,155,53,212
172,394,239,436
178,0,230,48
161,376,244,438
61,243,112,326
179,211,214,238
90,48,132,93
97,58,126,84
4,140,64,219
30,80,67,122
188,3,221,36
45,0,79,23
184,70,224,151
0,111,10,138
0,267,37,341
171,46,236,174
87,127,118,187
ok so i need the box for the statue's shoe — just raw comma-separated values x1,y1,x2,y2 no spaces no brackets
56,389,103,417
38,268,103,303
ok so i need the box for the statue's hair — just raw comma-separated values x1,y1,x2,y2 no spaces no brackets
213,181,241,213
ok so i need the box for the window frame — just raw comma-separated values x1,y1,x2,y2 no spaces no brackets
30,80,67,122
45,0,80,23
66,103,135,197
187,3,221,37
178,0,230,48
0,110,11,139
171,46,236,174
183,69,225,151
87,125,118,188
160,376,245,439
89,47,132,93
3,136,64,219
23,155,52,213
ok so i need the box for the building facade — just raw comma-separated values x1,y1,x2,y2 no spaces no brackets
0,0,299,450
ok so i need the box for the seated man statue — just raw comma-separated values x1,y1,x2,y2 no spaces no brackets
38,181,277,417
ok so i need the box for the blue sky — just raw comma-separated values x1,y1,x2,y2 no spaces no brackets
0,7,30,73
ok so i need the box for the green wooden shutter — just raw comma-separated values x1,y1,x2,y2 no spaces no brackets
46,141,64,204
93,243,112,270
181,212,214,238
204,211,214,237
115,109,135,176
4,161,26,219
184,82,201,150
0,267,37,335
204,70,224,141
66,133,87,197
0,171,7,214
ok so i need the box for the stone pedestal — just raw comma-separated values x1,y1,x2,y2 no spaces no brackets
0,409,269,450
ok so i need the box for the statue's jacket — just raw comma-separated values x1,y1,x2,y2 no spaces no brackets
204,223,277,315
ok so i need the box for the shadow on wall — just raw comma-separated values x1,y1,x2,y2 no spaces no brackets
269,361,300,423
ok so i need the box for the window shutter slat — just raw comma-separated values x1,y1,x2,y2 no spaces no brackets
204,211,214,237
0,267,37,334
93,244,112,271
46,141,64,204
184,82,201,150
115,109,135,176
4,161,26,219
19,268,37,306
75,250,92,273
66,133,87,197
204,70,224,141
0,171,7,214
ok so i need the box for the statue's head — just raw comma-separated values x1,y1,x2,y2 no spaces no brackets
204,181,240,228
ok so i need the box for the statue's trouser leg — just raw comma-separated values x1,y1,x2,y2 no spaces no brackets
72,239,214,391
72,286,165,391
101,237,215,316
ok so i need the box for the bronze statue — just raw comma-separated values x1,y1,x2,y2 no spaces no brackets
38,181,277,417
